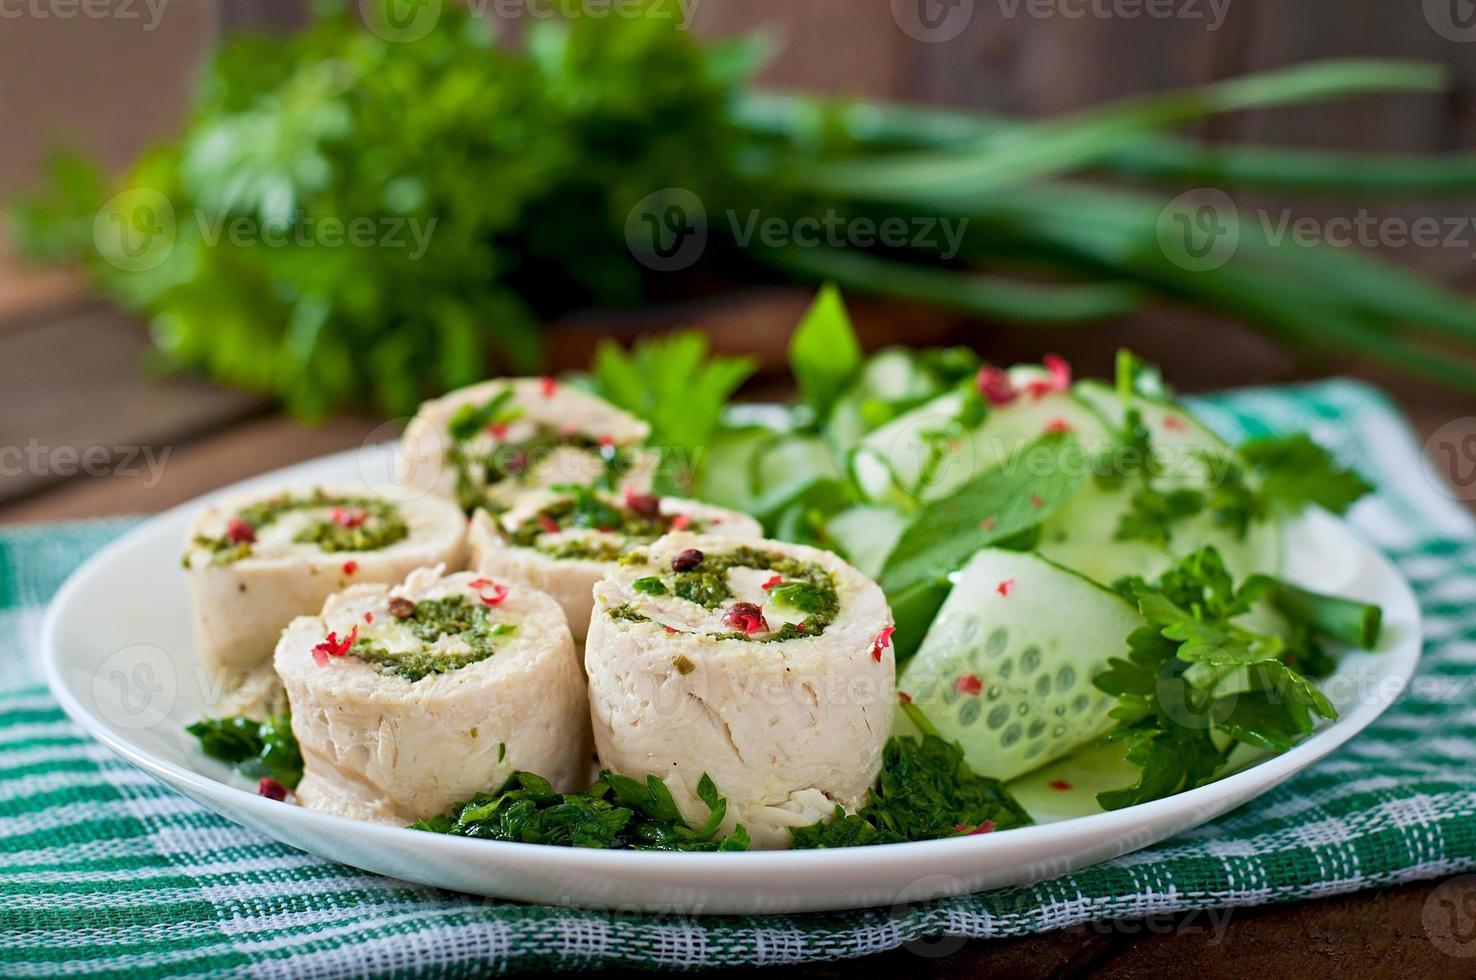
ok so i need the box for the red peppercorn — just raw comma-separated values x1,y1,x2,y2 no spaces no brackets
331,507,368,528
257,777,288,801
225,518,256,544
671,548,704,572
722,601,768,635
624,490,661,518
975,366,1017,406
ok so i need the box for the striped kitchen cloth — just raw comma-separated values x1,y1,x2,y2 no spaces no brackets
3,379,1476,977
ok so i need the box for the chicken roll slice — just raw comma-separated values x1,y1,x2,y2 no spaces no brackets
276,566,589,825
585,532,895,849
469,487,762,643
396,377,655,514
184,485,466,686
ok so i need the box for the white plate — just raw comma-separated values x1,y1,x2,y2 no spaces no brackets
41,443,1422,915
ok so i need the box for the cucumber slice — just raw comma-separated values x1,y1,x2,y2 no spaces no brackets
827,348,944,451
853,380,1112,505
749,433,840,500
899,548,1138,782
1043,380,1282,581
1075,379,1231,485
688,426,777,512
825,505,908,579
1037,479,1282,584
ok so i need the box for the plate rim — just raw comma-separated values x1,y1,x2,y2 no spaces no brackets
39,442,1424,884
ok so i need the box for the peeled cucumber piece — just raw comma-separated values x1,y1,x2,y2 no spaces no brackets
1075,379,1233,485
1036,382,1282,583
1037,480,1282,585
825,505,909,579
826,348,946,452
689,426,775,512
899,548,1139,782
852,372,1111,506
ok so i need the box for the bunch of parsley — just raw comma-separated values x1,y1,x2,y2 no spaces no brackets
9,1,757,418
17,4,1476,417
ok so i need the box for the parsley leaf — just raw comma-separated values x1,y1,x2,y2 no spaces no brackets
1239,433,1372,516
878,431,1085,597
591,331,756,493
412,770,751,851
1116,486,1206,547
788,282,863,421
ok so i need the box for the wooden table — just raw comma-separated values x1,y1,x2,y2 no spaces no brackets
5,282,1476,977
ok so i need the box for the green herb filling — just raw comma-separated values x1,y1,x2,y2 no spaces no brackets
189,490,408,565
614,546,840,641
351,595,514,682
445,392,638,513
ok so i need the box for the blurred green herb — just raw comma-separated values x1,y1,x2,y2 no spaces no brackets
590,331,757,493
788,283,863,421
13,2,1476,418
1239,433,1374,517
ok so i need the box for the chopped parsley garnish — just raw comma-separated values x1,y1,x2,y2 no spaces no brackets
1093,546,1381,809
632,576,668,595
411,771,751,852
447,388,523,442
766,581,836,616
791,710,1031,848
351,596,514,681
444,393,640,513
186,712,303,789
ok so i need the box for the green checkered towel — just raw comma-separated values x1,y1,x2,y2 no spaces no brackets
3,380,1475,976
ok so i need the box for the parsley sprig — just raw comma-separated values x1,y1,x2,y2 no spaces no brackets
1093,546,1381,809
